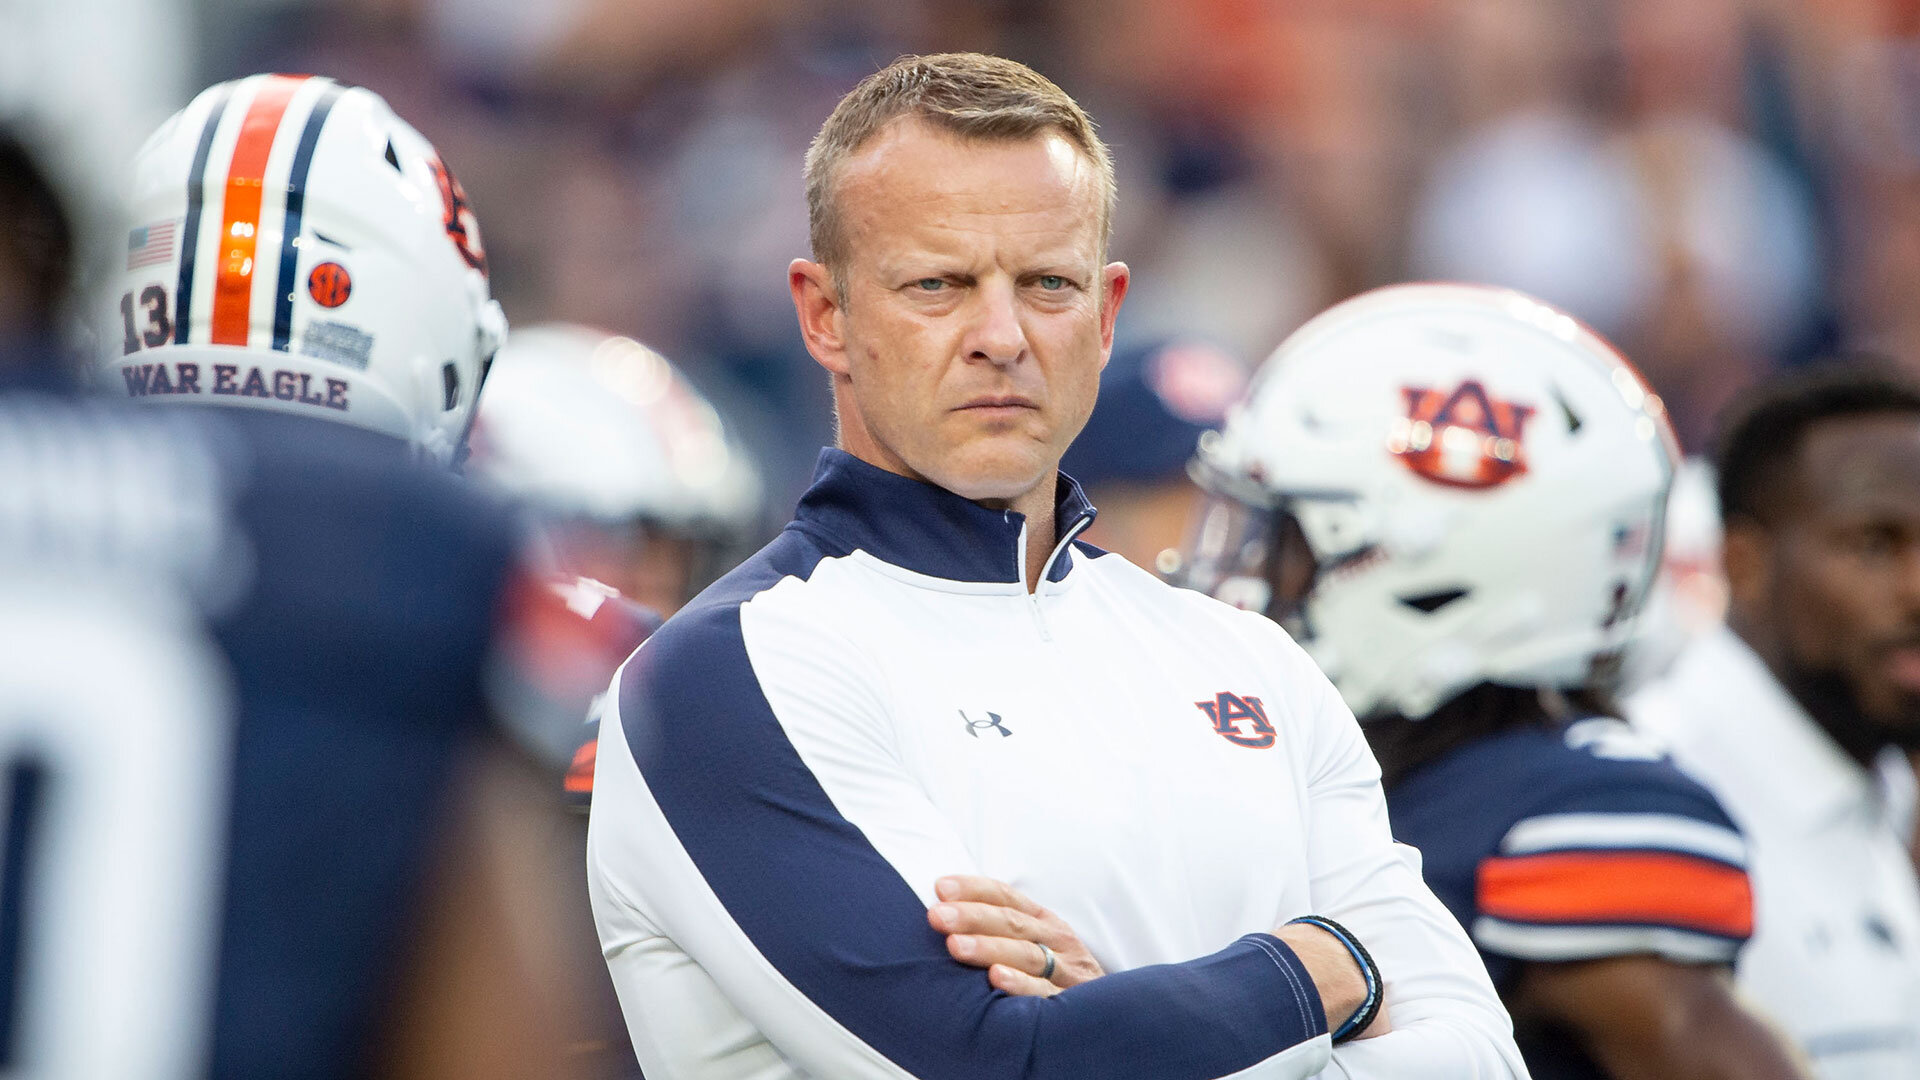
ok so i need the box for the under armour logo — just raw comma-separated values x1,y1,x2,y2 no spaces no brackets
961,710,1012,738
1865,914,1898,950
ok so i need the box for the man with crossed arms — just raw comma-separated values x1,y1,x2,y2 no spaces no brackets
587,52,1525,1079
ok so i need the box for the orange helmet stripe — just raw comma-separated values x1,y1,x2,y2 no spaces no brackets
210,75,306,347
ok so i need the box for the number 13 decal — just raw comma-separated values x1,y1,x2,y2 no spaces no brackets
119,285,173,356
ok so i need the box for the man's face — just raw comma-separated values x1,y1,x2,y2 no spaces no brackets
796,118,1128,505
1732,415,1920,749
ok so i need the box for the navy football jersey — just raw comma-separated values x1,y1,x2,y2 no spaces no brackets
0,401,584,1078
1387,717,1755,1080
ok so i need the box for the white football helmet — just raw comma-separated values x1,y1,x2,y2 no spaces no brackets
1180,283,1678,720
1620,457,1727,686
466,324,763,610
101,74,506,464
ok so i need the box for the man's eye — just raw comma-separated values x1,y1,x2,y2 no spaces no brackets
913,278,946,292
1850,522,1896,549
1853,526,1903,557
1037,275,1069,290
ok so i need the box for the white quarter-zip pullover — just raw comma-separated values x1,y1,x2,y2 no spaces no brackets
588,449,1524,1079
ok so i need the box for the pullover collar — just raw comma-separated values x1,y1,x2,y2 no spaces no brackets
788,448,1098,586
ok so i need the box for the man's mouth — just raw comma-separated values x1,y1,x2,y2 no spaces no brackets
956,394,1038,415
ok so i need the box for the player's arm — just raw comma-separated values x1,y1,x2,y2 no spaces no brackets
1511,955,1810,1080
1454,715,1801,1080
1275,626,1529,1079
588,597,1343,1080
375,739,602,1079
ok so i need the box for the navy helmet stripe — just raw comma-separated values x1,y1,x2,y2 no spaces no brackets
174,83,234,346
271,83,343,352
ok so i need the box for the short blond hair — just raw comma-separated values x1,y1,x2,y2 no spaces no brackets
804,53,1116,295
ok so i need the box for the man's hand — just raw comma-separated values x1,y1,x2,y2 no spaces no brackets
928,875,1105,997
1273,920,1392,1040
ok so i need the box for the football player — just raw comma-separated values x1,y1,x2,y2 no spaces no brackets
1178,283,1811,1080
0,397,602,1080
0,129,74,372
468,326,771,1079
103,73,503,463
1630,363,1920,1079
97,75,650,758
466,323,763,812
63,74,620,1077
468,323,763,619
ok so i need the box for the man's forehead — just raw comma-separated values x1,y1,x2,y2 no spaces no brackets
836,117,1101,245
1796,414,1920,517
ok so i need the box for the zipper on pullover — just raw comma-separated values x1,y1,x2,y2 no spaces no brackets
1013,511,1094,642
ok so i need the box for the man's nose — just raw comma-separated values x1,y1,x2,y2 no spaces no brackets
962,278,1028,368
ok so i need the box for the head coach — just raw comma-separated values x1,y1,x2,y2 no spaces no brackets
586,53,1525,1080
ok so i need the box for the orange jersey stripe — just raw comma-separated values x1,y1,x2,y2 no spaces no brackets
565,737,598,795
210,75,306,347
1478,850,1754,939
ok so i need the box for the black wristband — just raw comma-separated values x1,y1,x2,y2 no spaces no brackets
1286,915,1382,1044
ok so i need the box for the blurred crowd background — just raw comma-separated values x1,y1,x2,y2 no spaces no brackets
8,0,1920,541
149,0,1920,534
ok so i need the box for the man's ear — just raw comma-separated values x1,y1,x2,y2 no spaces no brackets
1721,521,1771,619
1097,261,1130,371
790,259,850,377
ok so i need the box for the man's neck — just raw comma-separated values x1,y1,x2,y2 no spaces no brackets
831,430,1063,590
1007,481,1057,593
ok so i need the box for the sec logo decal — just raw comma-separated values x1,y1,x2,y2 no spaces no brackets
307,262,352,308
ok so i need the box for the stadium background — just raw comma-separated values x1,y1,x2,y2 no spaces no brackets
3,3,1918,1075
129,0,1912,545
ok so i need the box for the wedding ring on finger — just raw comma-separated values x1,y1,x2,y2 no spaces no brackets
1036,942,1058,981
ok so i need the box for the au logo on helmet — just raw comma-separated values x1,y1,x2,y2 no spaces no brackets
428,155,487,275
1390,380,1536,490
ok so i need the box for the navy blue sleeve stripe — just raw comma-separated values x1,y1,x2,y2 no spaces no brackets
622,533,1326,1080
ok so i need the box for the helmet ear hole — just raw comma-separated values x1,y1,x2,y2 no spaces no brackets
442,362,459,410
1556,390,1583,434
383,139,400,171
1399,588,1469,614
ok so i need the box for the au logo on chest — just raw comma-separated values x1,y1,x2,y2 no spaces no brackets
1196,692,1275,749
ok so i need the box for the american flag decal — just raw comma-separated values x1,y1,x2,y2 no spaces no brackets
127,221,177,271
